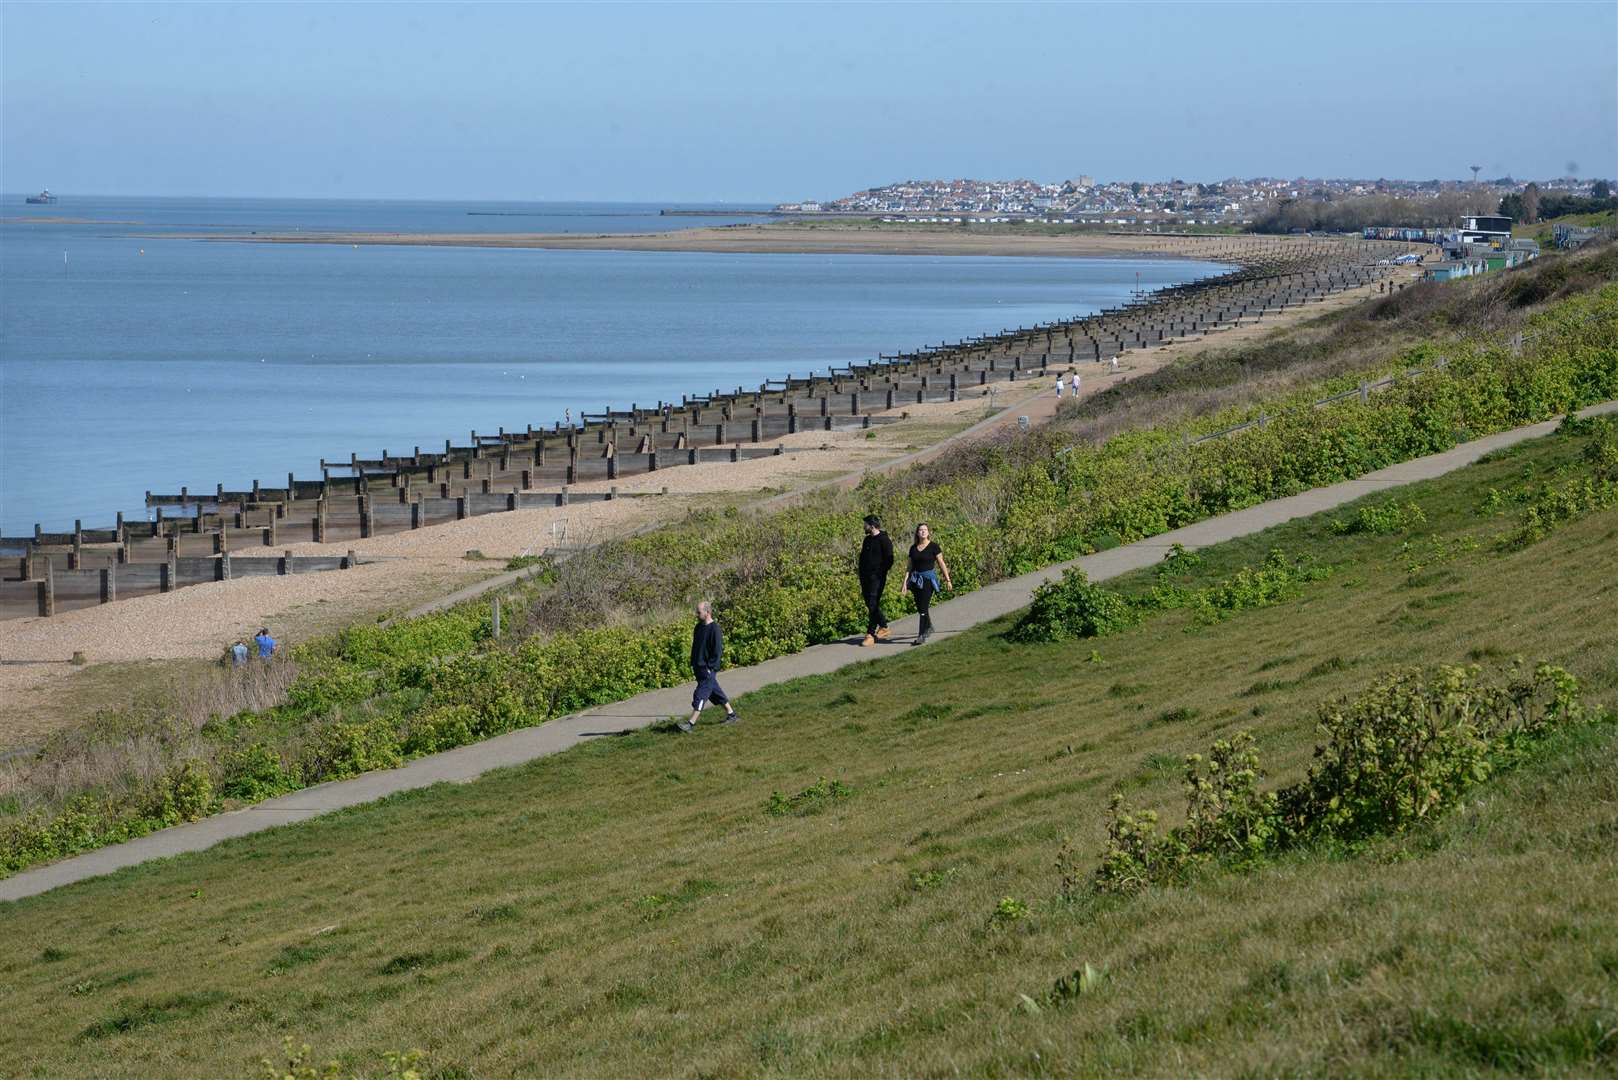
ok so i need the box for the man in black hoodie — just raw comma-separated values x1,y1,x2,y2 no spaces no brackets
857,514,894,647
679,600,739,732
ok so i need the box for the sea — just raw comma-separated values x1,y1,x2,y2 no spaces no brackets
0,196,1232,535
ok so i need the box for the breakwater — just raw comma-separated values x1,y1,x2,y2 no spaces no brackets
0,237,1414,620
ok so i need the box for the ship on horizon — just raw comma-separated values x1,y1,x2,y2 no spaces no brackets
24,189,56,204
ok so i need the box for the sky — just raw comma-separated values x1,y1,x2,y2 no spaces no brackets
2,1,1614,202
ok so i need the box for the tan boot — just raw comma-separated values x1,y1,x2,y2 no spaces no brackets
875,627,891,640
861,634,877,647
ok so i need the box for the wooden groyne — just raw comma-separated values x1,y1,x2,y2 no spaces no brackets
0,238,1416,620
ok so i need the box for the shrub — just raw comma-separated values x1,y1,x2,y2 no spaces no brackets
1081,662,1596,896
1329,500,1427,535
1189,549,1331,624
1010,568,1138,643
219,744,294,802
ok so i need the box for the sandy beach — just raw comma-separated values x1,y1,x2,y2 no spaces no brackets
168,223,1306,261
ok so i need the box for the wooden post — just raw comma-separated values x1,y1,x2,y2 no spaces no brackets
216,553,230,581
456,496,467,520
491,596,502,639
41,561,55,616
410,501,423,530
282,548,295,575
160,556,174,593
101,566,116,603
315,502,328,543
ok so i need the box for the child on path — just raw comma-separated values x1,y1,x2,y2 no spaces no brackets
1070,370,1081,396
1054,375,1065,398
906,523,953,646
857,514,894,647
679,600,739,732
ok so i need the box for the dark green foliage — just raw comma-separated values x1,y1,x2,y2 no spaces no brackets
1009,568,1138,643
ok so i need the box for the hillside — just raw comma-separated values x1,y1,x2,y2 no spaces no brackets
3,415,1615,1077
2,243,1614,886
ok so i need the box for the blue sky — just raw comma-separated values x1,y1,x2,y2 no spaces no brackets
3,1,1614,201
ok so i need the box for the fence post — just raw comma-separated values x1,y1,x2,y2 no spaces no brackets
410,501,423,530
41,561,55,616
217,553,231,581
456,496,468,520
160,556,174,593
101,565,116,603
491,596,502,639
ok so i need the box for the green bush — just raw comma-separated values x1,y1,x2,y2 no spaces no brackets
1329,500,1427,535
219,744,294,802
1082,662,1598,895
1010,568,1138,643
1189,549,1331,624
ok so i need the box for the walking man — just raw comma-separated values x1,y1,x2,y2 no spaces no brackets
679,600,738,732
857,514,894,647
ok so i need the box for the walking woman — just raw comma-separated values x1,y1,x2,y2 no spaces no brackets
906,522,953,646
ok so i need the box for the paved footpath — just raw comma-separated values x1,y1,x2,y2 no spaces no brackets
4,402,1613,903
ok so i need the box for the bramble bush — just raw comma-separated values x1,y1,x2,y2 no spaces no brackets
1077,662,1600,896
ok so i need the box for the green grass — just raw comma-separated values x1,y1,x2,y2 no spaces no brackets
2,430,1615,1077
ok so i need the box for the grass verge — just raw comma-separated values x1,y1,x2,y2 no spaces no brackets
2,423,1615,1077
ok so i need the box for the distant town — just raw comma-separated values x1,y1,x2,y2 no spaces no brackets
775,174,1612,228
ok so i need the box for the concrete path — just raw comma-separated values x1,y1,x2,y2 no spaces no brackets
4,401,1612,904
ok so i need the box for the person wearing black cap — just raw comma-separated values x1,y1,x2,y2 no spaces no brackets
857,514,894,647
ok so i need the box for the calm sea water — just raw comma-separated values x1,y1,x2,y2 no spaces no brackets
0,197,1230,534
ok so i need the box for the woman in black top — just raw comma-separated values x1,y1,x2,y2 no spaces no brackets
906,522,953,646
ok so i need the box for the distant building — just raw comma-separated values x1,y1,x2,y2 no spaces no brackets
1457,214,1512,246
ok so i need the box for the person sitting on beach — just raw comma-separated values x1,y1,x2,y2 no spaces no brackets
254,627,277,659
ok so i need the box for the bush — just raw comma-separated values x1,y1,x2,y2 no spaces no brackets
1189,549,1331,624
219,744,294,802
1082,662,1596,895
1010,568,1138,643
1329,500,1427,535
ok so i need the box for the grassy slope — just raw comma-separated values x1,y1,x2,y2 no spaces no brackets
3,430,1616,1077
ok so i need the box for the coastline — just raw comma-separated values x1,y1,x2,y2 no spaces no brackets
156,223,1283,261
0,258,1411,744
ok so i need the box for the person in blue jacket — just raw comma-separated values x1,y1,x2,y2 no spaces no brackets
253,627,278,659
